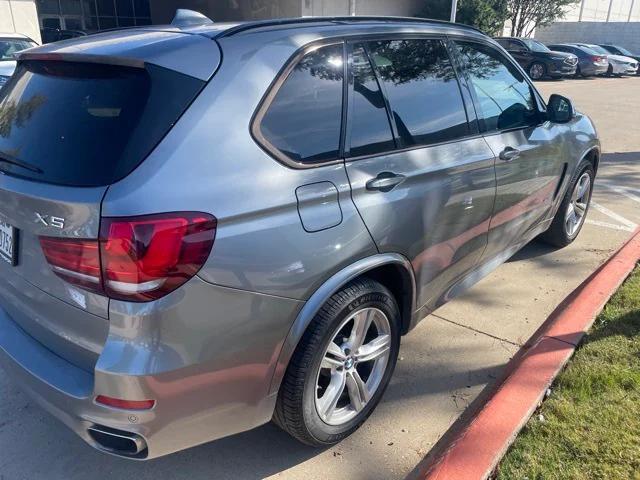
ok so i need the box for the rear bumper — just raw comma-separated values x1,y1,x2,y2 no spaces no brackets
0,276,303,459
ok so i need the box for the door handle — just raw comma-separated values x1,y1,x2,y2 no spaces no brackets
499,147,521,162
365,172,406,192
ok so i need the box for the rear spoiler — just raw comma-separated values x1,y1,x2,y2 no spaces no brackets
16,52,145,69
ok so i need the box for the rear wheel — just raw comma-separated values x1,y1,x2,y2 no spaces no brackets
540,160,594,248
274,278,401,446
529,62,546,80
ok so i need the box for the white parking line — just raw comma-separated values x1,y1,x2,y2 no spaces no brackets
597,183,640,204
587,201,638,232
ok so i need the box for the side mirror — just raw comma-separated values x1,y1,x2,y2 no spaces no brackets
547,94,575,123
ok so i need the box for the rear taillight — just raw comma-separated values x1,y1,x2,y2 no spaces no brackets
40,212,216,302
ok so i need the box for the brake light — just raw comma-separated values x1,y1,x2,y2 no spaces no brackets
40,212,216,302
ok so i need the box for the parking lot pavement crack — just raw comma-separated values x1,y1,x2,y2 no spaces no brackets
430,313,523,347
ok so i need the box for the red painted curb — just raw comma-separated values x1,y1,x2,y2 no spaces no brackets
420,228,640,480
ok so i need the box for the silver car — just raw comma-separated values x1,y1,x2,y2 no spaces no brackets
0,12,599,459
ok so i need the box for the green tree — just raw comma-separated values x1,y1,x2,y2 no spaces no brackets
507,0,580,37
416,0,509,35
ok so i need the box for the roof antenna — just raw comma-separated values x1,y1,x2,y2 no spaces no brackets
171,9,214,27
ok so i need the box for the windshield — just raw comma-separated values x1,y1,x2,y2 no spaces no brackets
612,45,634,56
521,39,551,53
585,45,609,55
0,39,36,61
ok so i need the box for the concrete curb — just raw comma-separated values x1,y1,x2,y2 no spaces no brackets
419,229,640,480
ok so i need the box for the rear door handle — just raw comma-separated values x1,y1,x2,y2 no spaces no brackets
365,172,406,192
499,147,521,162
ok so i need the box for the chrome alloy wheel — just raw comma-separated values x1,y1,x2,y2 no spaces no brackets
565,172,591,237
314,307,391,426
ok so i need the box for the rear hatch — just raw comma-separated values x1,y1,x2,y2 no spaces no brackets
0,29,217,371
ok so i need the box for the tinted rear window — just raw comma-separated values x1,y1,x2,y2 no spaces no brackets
0,61,203,186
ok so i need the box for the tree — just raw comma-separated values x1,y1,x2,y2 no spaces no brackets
507,0,580,37
416,0,509,36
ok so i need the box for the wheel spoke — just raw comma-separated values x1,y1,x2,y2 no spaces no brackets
349,309,374,350
577,177,590,199
575,201,587,216
321,341,346,370
317,370,346,420
345,369,370,412
356,334,391,363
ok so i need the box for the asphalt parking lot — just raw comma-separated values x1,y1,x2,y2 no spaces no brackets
1,76,639,480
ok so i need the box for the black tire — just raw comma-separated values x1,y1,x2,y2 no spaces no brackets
574,66,582,78
529,62,546,80
540,160,594,248
274,277,401,446
607,64,614,76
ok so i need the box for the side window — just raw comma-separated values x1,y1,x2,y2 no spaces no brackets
348,44,395,157
258,44,344,164
507,40,525,51
366,38,469,148
454,41,540,132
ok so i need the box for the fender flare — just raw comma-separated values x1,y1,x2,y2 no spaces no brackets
268,253,416,395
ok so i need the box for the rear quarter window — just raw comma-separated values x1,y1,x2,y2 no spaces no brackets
256,43,345,166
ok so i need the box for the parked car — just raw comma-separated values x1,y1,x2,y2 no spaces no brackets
494,37,578,80
0,13,600,460
546,44,609,78
598,44,640,74
574,43,638,76
40,27,88,44
0,33,37,88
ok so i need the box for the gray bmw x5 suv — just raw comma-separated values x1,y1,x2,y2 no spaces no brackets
0,12,599,459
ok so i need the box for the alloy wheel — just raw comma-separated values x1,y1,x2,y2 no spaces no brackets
314,307,391,426
530,63,545,80
565,172,591,237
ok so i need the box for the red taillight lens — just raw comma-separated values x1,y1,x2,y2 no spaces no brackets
95,395,155,410
40,212,216,302
100,212,217,301
39,237,102,293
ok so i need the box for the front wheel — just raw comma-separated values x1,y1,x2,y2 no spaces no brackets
274,278,401,446
540,160,594,248
529,62,546,80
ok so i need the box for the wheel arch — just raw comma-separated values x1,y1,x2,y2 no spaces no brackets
268,253,416,396
582,145,600,174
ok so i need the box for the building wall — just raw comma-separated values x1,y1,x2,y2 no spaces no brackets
151,0,425,23
535,21,640,52
0,0,41,43
301,0,423,16
549,0,639,22
150,0,302,24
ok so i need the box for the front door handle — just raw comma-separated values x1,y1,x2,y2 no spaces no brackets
499,147,521,162
365,172,406,192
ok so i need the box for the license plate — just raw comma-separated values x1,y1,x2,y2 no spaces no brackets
0,221,17,265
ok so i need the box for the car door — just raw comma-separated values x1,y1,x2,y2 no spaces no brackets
451,40,565,262
344,38,496,310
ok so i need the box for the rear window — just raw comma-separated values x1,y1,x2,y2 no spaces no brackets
0,61,204,186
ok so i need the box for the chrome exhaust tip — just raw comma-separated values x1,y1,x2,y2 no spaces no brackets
88,424,147,457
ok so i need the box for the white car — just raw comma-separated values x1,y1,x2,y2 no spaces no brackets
0,33,38,88
576,43,639,76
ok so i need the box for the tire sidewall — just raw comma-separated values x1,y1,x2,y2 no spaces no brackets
559,161,595,242
301,288,401,444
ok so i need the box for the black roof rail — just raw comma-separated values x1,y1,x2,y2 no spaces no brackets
215,16,484,38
